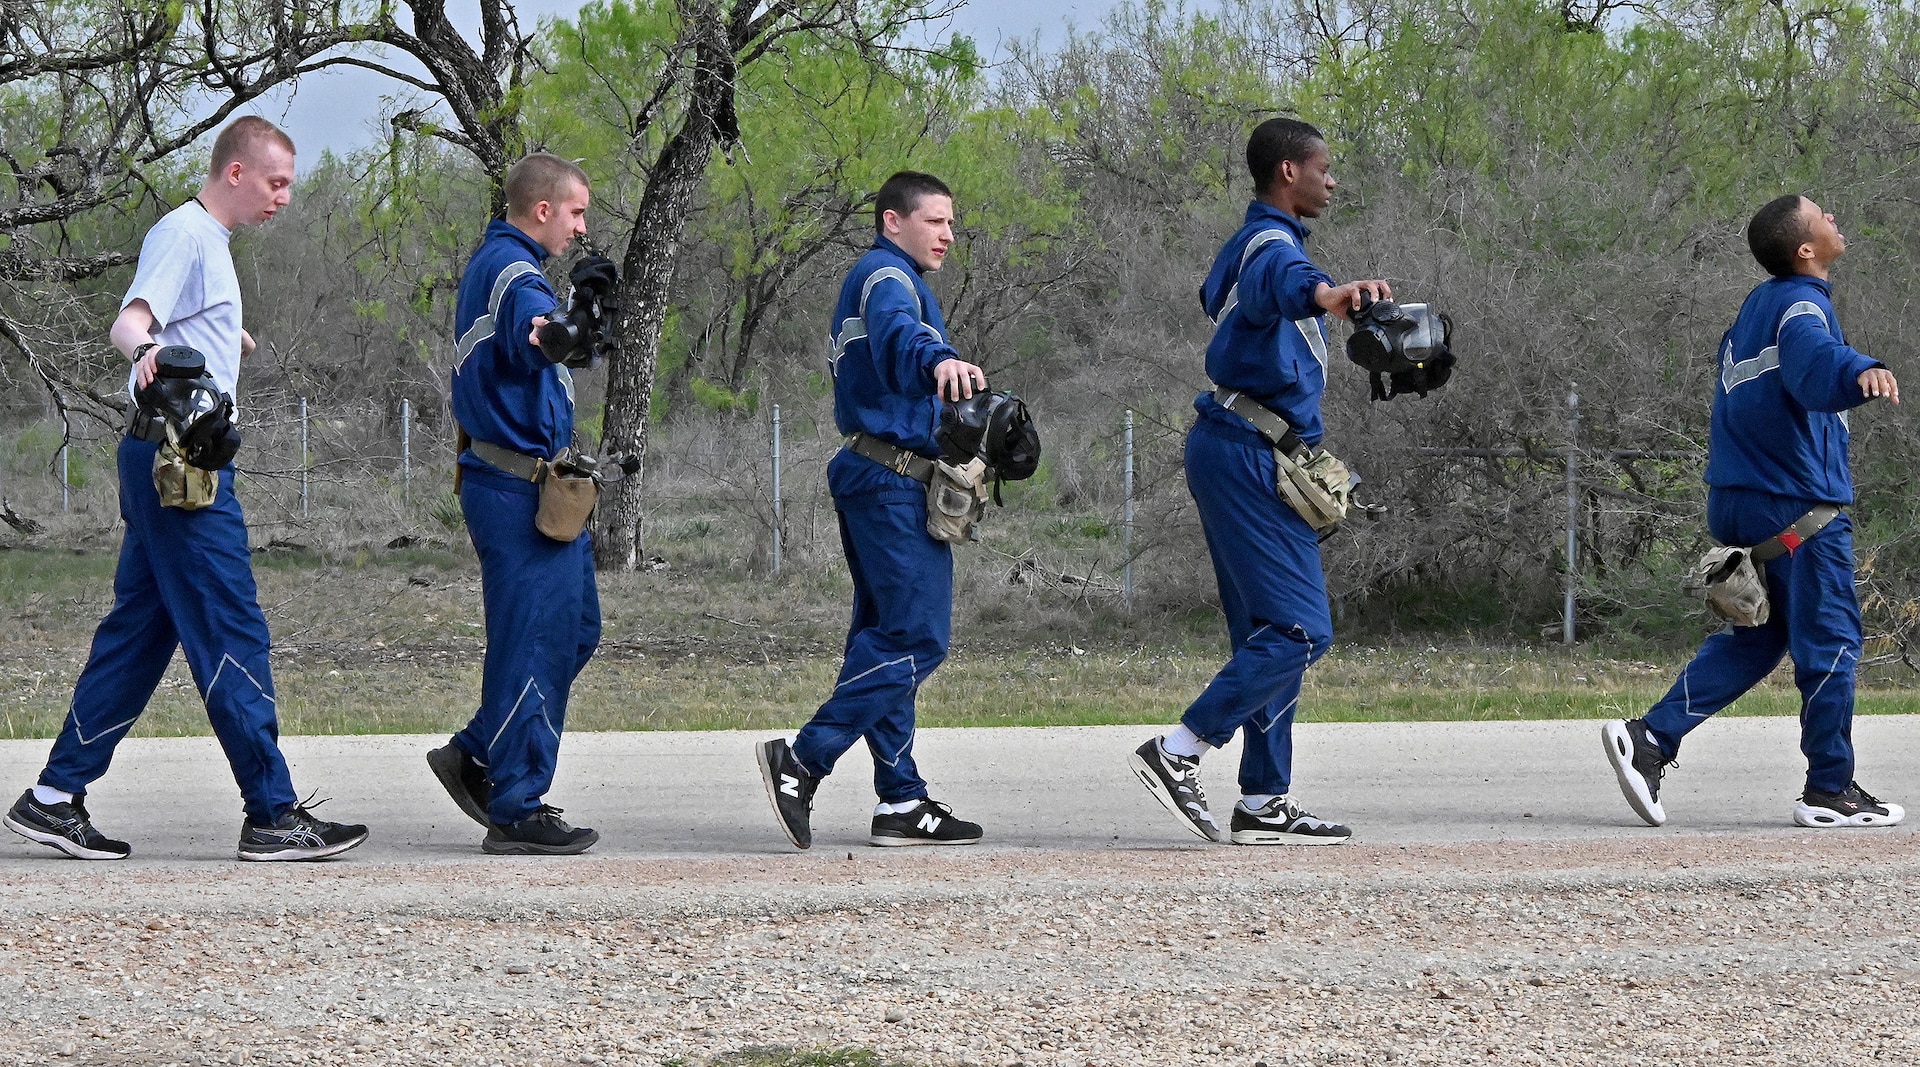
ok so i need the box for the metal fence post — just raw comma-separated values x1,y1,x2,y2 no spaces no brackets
299,396,309,519
1564,384,1580,645
60,439,69,512
771,403,783,575
400,398,412,502
1123,409,1135,611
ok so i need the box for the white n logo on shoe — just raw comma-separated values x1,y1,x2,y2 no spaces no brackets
780,774,801,798
917,813,942,833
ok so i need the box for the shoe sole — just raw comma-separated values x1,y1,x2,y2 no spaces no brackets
1793,802,1906,828
755,741,810,850
1126,748,1223,843
1601,721,1667,827
1229,828,1350,846
4,814,130,860
481,829,600,855
426,746,490,828
868,833,983,847
237,830,369,862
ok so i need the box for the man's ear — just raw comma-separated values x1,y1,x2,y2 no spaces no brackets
533,200,554,224
881,208,901,235
1276,159,1296,187
223,161,245,188
1796,240,1818,265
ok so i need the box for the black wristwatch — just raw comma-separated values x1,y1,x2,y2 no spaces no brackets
133,342,159,363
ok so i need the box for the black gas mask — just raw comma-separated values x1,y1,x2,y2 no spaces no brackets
135,346,241,470
937,390,1041,489
1346,296,1456,401
535,251,622,370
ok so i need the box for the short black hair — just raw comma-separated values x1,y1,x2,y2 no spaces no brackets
1248,117,1326,194
875,171,952,231
1748,194,1811,277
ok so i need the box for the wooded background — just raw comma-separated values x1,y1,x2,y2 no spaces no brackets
7,0,1920,653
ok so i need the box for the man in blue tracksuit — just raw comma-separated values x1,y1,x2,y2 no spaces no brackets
427,153,602,855
1129,118,1390,846
755,171,990,849
1605,194,1904,829
4,118,366,862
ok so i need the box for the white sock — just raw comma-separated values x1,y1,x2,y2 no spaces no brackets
1160,725,1211,759
1240,793,1282,811
32,785,74,806
875,799,926,815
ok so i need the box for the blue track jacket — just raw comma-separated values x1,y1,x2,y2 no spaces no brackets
1194,202,1335,445
452,220,569,459
1704,275,1883,505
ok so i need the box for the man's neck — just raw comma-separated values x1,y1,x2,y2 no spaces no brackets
1796,261,1831,282
193,186,239,230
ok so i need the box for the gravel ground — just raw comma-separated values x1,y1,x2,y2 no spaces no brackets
3,832,1917,1067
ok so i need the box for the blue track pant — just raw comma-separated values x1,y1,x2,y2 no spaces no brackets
792,493,949,803
40,436,297,823
1645,488,1861,794
451,459,600,824
1180,420,1333,797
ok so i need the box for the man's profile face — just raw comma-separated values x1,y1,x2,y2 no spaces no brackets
1277,142,1336,219
1798,197,1845,268
228,144,295,226
528,180,592,258
884,194,955,272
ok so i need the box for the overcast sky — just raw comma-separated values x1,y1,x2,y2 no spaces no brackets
239,0,1130,163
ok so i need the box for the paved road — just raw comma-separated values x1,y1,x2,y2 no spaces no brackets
4,716,1915,864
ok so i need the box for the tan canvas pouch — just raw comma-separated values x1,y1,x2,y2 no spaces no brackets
1273,446,1352,533
926,457,991,543
535,471,599,542
1685,546,1770,627
153,439,218,510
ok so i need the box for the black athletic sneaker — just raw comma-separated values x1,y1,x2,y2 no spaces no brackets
1229,796,1351,845
482,806,598,855
1127,737,1224,842
1794,782,1906,828
1602,717,1672,827
237,800,369,862
426,742,491,827
756,738,818,850
4,790,131,860
870,799,984,847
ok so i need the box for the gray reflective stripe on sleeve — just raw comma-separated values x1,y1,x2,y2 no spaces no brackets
831,266,944,371
1721,300,1828,394
1779,300,1828,335
1294,317,1329,370
454,260,543,366
1212,228,1295,325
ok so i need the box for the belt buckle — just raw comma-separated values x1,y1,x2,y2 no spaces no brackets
892,452,914,476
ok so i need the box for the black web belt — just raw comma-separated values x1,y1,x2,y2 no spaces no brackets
844,433,935,484
468,438,549,482
1749,505,1842,563
1213,388,1310,462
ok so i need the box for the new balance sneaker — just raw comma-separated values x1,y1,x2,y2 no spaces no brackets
1229,796,1351,845
5,790,131,860
482,806,598,855
1793,782,1905,828
426,742,491,827
756,737,818,850
1127,737,1224,842
870,799,984,846
237,801,369,862
1602,717,1672,826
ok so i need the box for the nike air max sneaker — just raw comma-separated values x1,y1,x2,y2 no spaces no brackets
756,738,818,849
5,790,131,860
1127,736,1224,842
427,742,491,827
1602,717,1673,826
870,799,983,846
1794,782,1905,828
1229,795,1351,845
483,806,598,854
237,801,368,861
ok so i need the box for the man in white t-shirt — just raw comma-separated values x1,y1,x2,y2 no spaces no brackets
3,117,369,862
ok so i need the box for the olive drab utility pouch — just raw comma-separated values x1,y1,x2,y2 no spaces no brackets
153,437,218,511
926,457,992,543
1273,446,1353,534
535,460,600,543
1685,546,1769,627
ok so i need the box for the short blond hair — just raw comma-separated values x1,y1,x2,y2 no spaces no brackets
210,117,295,174
504,153,590,218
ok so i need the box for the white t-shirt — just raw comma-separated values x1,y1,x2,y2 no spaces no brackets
122,200,243,399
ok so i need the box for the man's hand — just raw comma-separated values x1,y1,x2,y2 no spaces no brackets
240,329,257,358
133,345,160,389
1860,367,1900,405
935,357,986,402
529,316,549,347
1314,279,1394,321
